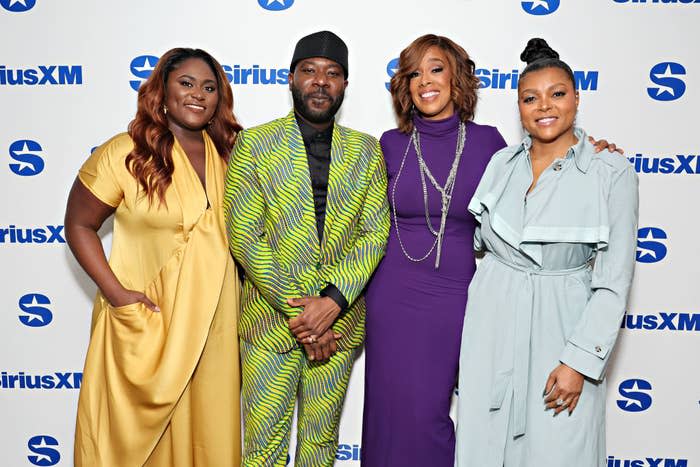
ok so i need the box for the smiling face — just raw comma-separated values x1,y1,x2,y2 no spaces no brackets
164,57,219,134
518,66,579,145
408,46,455,121
289,57,347,126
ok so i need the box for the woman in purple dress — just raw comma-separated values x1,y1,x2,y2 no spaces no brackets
361,34,507,467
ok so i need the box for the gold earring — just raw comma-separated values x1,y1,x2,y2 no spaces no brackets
163,105,168,115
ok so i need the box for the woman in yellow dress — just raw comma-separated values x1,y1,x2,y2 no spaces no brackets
65,48,243,466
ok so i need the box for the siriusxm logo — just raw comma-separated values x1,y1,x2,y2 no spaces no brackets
0,0,35,12
27,435,60,466
383,60,598,92
0,225,65,244
129,55,159,91
628,152,700,174
130,55,288,91
636,227,667,263
1,371,82,389
647,62,686,101
8,139,44,176
0,65,82,86
336,444,361,461
622,312,700,331
476,68,599,90
19,293,53,327
258,0,294,10
617,378,652,412
521,0,560,15
607,457,688,467
385,58,399,90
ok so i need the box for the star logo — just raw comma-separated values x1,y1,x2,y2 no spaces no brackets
385,57,399,91
521,0,560,15
647,62,686,101
616,379,653,412
129,55,160,91
27,435,61,466
636,227,667,264
258,0,294,11
9,139,44,176
0,0,36,12
19,293,53,327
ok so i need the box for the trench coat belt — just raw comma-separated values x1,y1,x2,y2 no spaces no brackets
485,252,591,437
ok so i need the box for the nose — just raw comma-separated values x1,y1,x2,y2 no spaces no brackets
191,86,205,100
538,96,551,111
313,73,328,88
419,75,431,87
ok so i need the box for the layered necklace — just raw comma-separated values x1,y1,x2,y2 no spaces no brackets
391,120,466,269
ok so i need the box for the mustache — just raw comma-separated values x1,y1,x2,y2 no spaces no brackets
305,90,331,99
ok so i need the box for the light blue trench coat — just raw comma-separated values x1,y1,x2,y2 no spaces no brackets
455,129,639,467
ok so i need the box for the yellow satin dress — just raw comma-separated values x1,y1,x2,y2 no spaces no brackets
74,132,241,466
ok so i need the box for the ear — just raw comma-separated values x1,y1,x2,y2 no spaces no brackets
288,71,294,89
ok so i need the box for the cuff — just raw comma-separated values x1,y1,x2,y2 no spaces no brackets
559,340,608,381
320,284,348,310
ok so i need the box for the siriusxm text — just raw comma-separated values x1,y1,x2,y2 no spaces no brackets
476,69,598,90
0,371,82,389
622,313,700,331
0,225,65,244
0,65,82,86
628,153,699,174
222,65,289,85
607,457,687,467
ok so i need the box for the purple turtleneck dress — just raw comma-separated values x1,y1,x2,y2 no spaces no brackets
361,113,506,467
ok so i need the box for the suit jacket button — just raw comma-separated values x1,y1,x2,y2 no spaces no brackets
595,346,602,353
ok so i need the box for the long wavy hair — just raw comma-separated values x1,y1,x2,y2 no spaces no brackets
126,48,242,205
390,35,480,133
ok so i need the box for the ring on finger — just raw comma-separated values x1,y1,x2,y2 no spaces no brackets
307,335,317,344
555,398,566,407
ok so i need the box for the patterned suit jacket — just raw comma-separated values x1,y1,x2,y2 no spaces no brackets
224,111,390,353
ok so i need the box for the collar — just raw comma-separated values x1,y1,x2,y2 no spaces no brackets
294,112,334,146
510,127,594,173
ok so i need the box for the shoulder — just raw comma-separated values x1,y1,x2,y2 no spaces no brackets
337,123,379,147
98,132,134,158
238,116,287,141
84,132,133,169
584,141,638,182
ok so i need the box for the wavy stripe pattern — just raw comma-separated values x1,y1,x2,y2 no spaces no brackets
224,110,390,353
240,341,358,466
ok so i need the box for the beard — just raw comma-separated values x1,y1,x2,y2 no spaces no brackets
291,85,345,124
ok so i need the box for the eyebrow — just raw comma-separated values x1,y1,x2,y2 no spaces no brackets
176,73,216,84
519,82,570,93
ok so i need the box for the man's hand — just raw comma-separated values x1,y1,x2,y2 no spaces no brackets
288,296,341,342
301,328,342,362
588,136,624,155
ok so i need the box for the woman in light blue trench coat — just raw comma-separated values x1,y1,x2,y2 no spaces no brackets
455,38,639,467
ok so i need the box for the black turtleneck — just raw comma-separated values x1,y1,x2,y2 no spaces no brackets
295,114,348,310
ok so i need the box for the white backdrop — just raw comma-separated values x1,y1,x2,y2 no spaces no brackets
1,0,699,466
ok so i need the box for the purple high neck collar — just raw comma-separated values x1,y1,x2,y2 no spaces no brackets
413,112,462,138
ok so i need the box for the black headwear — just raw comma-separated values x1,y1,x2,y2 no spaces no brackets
290,30,348,78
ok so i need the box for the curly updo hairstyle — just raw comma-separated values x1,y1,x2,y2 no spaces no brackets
519,38,575,88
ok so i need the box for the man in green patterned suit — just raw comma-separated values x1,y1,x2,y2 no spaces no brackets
223,31,390,466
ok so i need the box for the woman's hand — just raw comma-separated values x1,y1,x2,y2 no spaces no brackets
543,363,584,415
107,288,159,312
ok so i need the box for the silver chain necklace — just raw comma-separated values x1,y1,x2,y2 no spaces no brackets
391,121,466,268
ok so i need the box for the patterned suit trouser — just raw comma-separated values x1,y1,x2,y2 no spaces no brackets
240,340,358,467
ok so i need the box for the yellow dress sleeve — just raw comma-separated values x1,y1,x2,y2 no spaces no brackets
78,133,134,207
